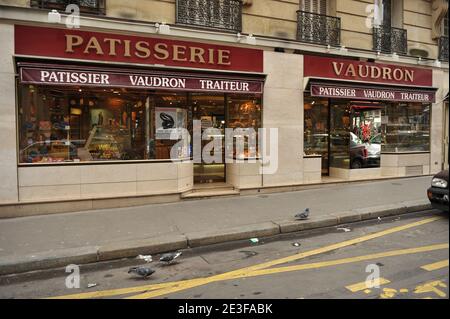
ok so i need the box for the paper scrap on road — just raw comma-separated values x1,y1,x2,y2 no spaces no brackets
137,254,153,263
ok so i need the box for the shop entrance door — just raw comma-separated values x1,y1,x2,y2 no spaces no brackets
329,100,382,170
192,93,226,184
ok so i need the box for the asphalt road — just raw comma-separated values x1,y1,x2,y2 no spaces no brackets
0,211,448,299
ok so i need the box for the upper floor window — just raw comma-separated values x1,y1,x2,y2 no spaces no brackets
30,0,106,15
373,0,392,27
372,0,407,54
300,0,327,15
176,0,242,32
297,0,341,46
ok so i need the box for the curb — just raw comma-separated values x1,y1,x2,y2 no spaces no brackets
0,200,433,276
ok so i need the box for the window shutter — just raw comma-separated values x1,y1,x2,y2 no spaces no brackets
319,0,327,14
301,0,327,14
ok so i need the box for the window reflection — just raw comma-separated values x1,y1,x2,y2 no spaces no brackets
18,85,191,163
305,97,430,172
18,84,263,165
382,102,430,152
304,97,329,174
227,94,262,159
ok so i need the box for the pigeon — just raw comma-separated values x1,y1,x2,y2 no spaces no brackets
239,250,258,258
128,266,155,279
295,208,310,220
159,251,182,264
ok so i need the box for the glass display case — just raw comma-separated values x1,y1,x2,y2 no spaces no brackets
382,102,430,152
227,94,262,159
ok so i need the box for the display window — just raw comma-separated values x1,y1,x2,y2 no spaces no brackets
304,96,431,172
18,83,262,165
17,84,190,164
227,94,262,160
304,97,329,174
381,102,430,152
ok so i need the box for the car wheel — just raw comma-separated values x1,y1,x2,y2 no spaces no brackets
351,159,363,169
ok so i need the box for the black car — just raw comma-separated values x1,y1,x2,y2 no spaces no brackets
427,170,449,212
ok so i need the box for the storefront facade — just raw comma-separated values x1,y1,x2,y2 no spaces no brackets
302,55,440,181
7,24,269,204
0,19,447,216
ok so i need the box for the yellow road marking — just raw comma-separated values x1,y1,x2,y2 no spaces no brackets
240,216,443,273
414,280,447,298
346,278,391,292
399,288,409,293
48,216,442,299
380,288,398,299
420,259,449,271
48,279,197,299
128,243,448,299
225,244,449,280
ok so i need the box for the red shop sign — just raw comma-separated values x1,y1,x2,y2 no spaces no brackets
311,83,435,103
20,67,264,94
304,55,432,87
14,25,264,73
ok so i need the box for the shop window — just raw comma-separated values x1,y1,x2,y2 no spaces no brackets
227,94,262,159
304,97,329,174
149,92,189,160
349,103,382,169
329,101,350,169
18,85,191,164
328,101,382,170
18,84,262,165
382,102,431,152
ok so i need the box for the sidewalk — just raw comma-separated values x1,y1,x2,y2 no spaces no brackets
0,176,434,275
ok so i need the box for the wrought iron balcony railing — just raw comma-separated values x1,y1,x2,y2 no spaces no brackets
296,11,341,46
438,36,449,61
373,26,407,55
176,0,242,32
30,0,106,15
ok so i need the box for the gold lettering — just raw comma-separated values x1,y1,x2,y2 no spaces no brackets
344,64,356,77
208,49,215,64
173,45,187,61
123,40,131,57
382,67,392,80
104,38,121,56
135,41,151,59
393,68,404,81
83,37,104,55
154,43,169,60
190,47,206,63
370,66,381,78
332,62,345,76
404,69,414,82
358,65,370,78
217,49,231,65
65,35,83,53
